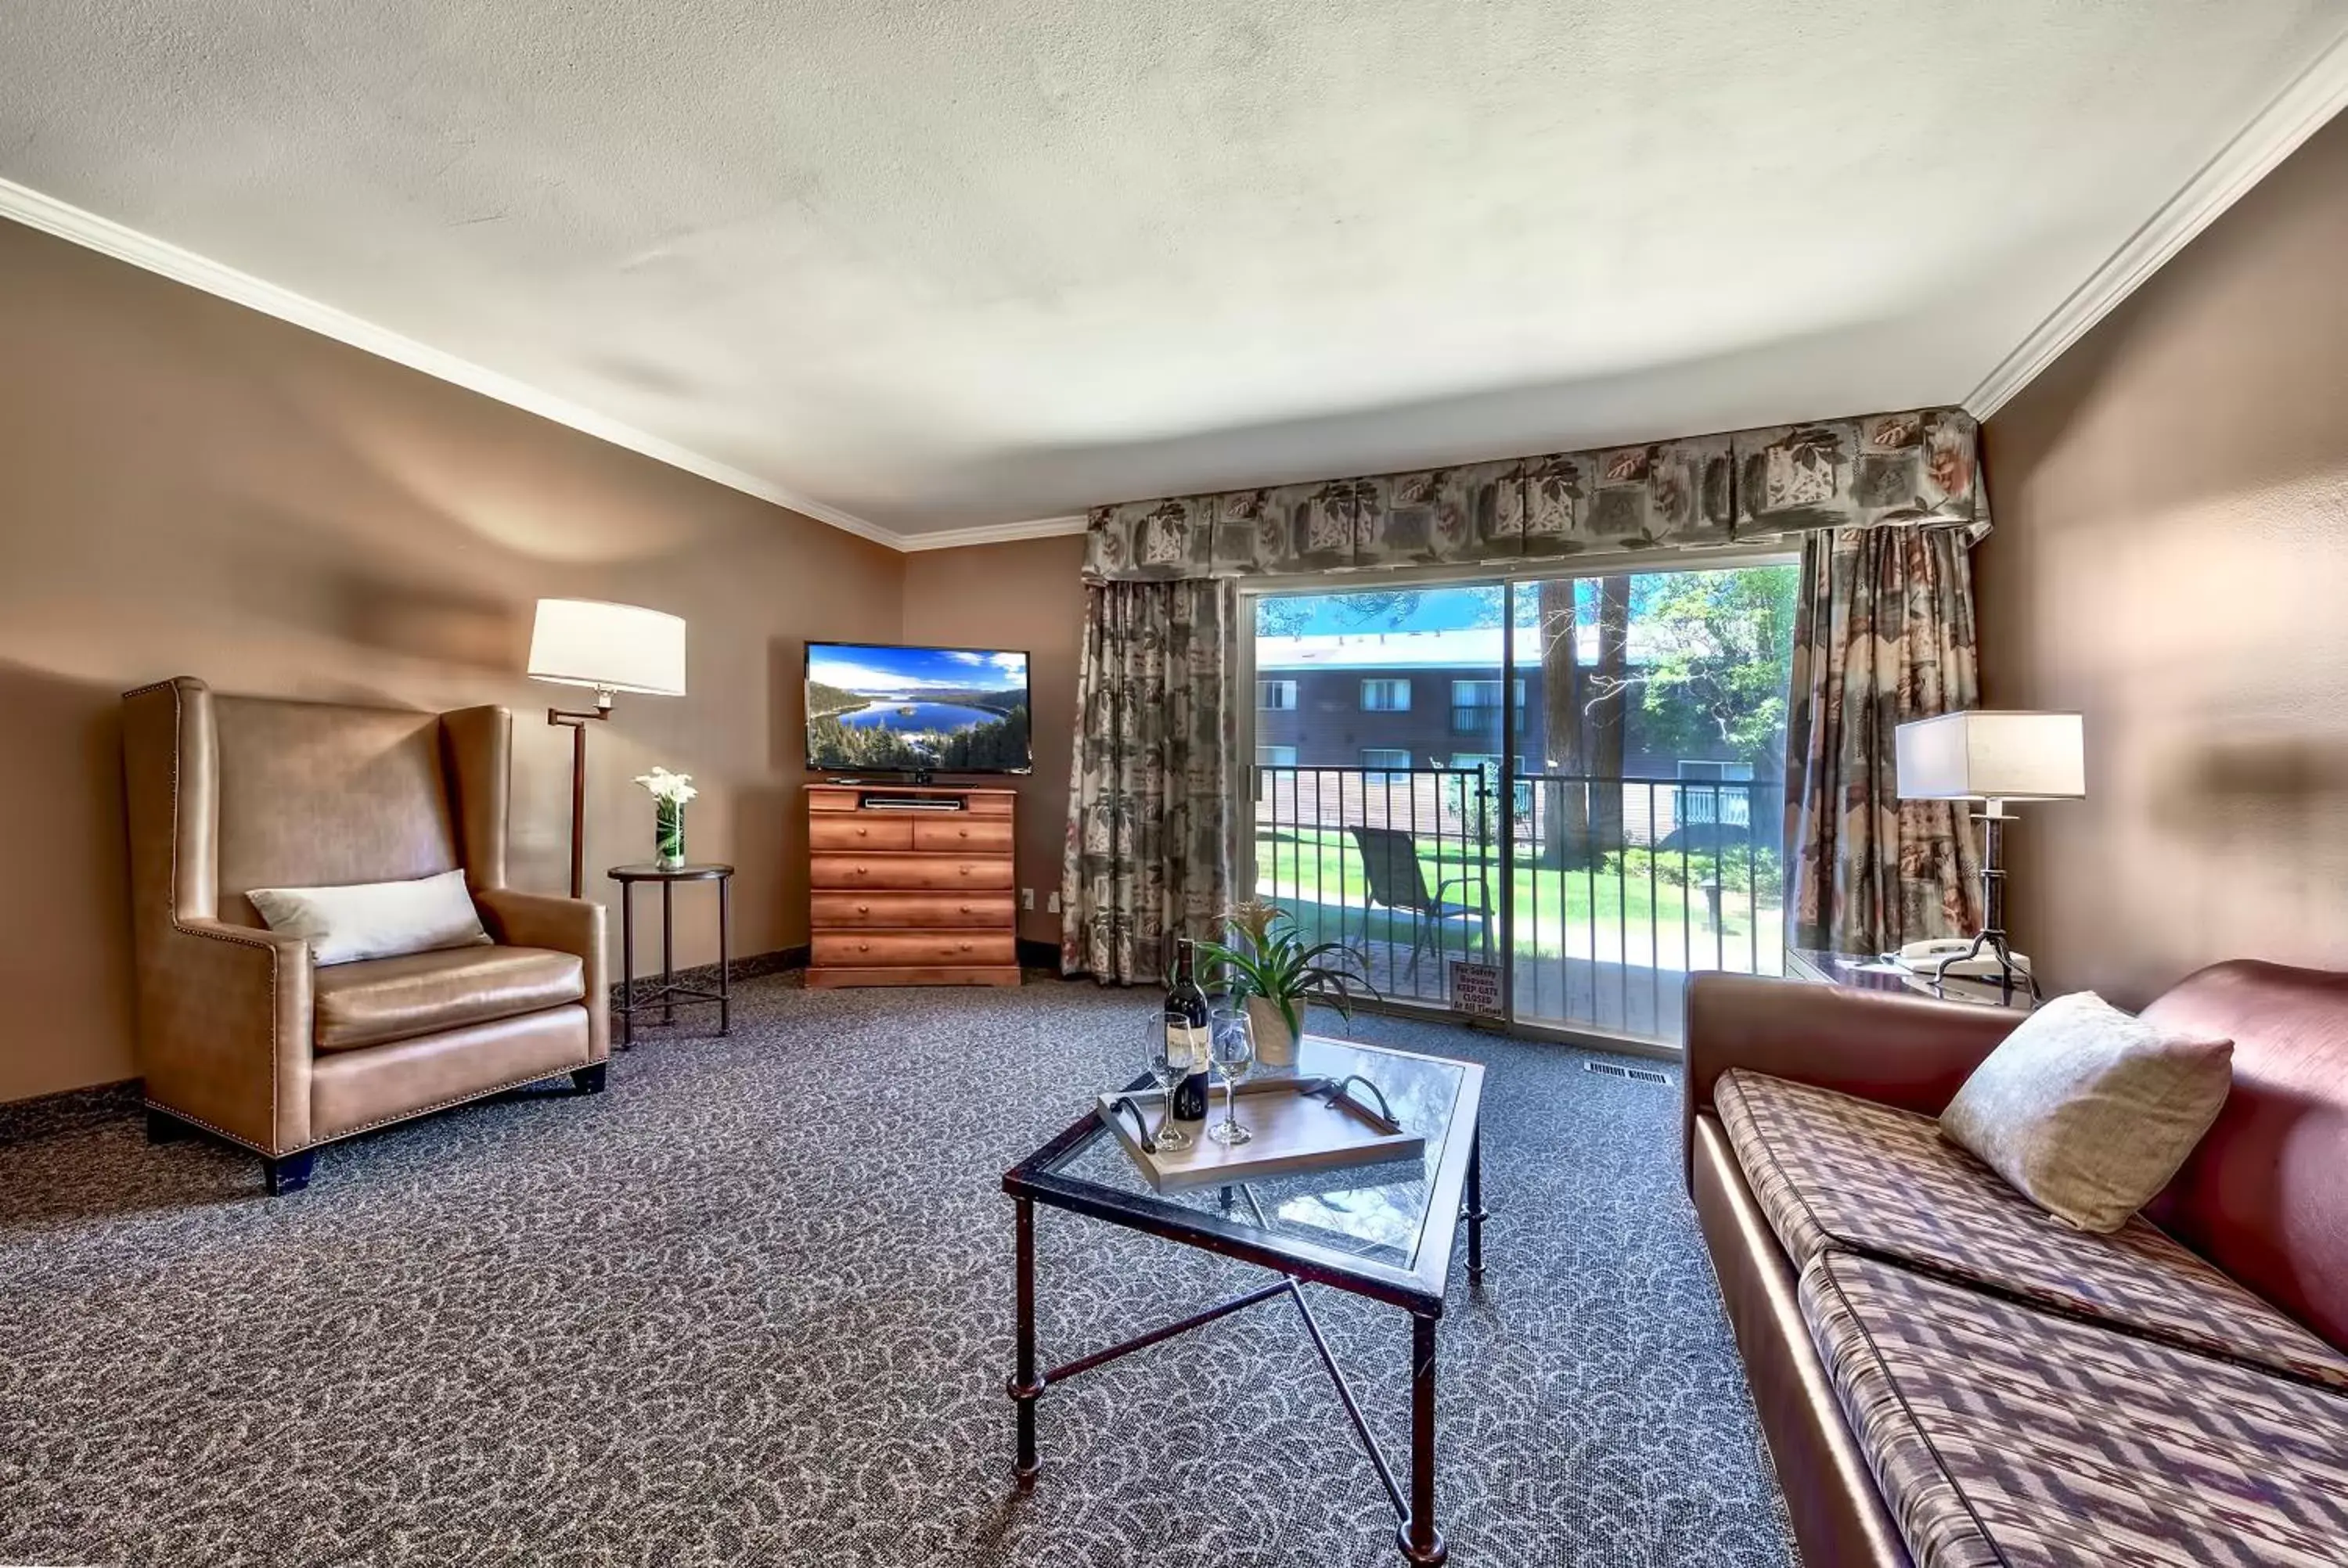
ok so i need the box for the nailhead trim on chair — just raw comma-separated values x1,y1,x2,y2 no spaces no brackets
149,1052,597,1157
305,1052,598,1149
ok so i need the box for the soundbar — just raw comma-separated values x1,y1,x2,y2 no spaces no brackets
858,793,967,811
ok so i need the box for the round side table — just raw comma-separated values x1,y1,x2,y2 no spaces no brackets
607,862,735,1048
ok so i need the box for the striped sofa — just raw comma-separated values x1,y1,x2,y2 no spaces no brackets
1683,962,2348,1568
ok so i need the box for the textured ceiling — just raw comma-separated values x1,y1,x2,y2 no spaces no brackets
2,2,2344,538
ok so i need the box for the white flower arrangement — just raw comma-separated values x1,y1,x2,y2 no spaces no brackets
633,768,699,805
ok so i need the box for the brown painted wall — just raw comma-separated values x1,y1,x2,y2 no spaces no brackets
1978,111,2348,1005
899,536,1089,947
0,216,908,1102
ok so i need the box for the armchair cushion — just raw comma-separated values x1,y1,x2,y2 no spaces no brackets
312,945,585,1052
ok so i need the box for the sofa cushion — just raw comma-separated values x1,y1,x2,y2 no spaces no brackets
1941,990,2233,1232
1801,1250,2348,1568
312,945,585,1052
1716,1069,2348,1390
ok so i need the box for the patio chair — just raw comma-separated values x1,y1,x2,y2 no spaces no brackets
1347,825,1493,980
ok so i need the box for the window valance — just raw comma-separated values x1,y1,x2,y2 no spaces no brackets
1081,406,1986,582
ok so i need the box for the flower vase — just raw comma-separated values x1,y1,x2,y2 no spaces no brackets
1247,995,1296,1071
655,799,686,871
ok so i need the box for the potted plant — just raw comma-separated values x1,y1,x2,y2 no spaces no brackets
1196,898,1379,1070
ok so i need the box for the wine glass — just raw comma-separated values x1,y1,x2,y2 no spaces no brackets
1148,1015,1194,1152
1207,1005,1255,1147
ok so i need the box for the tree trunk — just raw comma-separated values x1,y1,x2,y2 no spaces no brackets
1590,575,1631,855
1538,579,1592,867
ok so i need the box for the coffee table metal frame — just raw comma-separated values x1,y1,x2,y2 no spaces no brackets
1001,1039,1487,1567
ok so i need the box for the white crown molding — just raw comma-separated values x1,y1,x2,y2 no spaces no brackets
1965,26,2348,421
0,174,913,549
894,514,1090,552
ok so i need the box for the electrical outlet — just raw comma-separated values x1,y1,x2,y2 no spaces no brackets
1020,887,1035,911
1046,892,1061,914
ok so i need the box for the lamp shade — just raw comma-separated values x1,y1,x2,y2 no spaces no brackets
1896,711,2084,801
526,599,686,696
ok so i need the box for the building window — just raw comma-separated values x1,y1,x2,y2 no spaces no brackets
1359,678,1411,713
1258,679,1297,710
1449,753,1500,772
1359,747,1412,782
1450,678,1523,732
1449,679,1525,707
1675,760,1755,782
1256,745,1298,767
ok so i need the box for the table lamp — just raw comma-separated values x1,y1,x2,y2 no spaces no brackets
1894,710,2085,1004
528,599,687,897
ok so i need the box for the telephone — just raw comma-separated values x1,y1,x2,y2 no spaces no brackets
1889,938,2033,982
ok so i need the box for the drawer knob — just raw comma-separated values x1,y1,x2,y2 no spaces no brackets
855,826,869,837
858,942,870,953
856,904,870,914
960,904,972,914
960,865,972,876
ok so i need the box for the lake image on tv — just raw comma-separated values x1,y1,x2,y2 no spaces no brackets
806,644,1032,773
837,701,999,734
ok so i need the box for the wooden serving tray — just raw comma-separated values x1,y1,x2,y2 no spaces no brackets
1096,1075,1427,1193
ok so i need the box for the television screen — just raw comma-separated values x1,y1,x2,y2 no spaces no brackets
805,642,1033,774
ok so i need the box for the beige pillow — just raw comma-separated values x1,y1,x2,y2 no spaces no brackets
1939,991,2232,1232
247,869,492,967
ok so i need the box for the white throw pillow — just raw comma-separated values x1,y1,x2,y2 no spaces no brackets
1939,991,2232,1232
247,869,492,967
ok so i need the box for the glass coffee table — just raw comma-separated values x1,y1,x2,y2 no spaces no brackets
1002,1034,1487,1567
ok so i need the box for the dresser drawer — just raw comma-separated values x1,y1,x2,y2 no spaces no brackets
809,815,914,851
808,854,1016,890
812,933,1017,968
912,817,1014,853
810,893,1014,929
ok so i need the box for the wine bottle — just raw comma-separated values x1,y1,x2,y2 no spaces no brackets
1166,938,1212,1122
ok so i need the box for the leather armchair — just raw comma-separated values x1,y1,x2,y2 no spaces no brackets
121,678,608,1192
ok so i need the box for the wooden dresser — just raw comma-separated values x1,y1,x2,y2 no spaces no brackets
805,783,1021,987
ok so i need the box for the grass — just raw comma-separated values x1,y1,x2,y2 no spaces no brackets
1251,826,1783,969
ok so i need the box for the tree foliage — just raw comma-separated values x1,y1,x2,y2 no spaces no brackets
807,702,1031,772
1589,567,1796,771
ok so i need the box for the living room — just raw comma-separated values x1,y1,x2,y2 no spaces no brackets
4,5,2346,1566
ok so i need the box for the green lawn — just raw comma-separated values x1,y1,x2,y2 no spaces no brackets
1252,826,1783,969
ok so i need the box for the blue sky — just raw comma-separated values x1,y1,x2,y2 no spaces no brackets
809,643,1028,696
1259,588,1507,635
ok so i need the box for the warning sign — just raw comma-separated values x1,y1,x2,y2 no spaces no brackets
1448,959,1504,1019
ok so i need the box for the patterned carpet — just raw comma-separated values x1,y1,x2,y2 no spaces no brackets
0,976,1795,1568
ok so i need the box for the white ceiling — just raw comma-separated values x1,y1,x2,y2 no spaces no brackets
3,2,2346,543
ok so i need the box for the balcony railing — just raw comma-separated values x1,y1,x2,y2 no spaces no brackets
1250,765,1784,1045
1448,703,1525,735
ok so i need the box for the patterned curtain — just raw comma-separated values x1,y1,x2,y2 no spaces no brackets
1080,408,1984,581
1783,527,1986,955
1061,578,1239,983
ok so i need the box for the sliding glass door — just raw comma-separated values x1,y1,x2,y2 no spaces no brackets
1250,584,1506,1010
1244,557,1795,1048
1505,563,1795,1044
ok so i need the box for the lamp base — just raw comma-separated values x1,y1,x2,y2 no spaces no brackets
1957,803,2039,1008
1926,926,2040,1008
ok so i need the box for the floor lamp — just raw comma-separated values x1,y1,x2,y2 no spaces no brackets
1894,710,2086,1005
527,599,688,897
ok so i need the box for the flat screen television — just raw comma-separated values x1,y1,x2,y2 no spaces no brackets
805,641,1033,775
